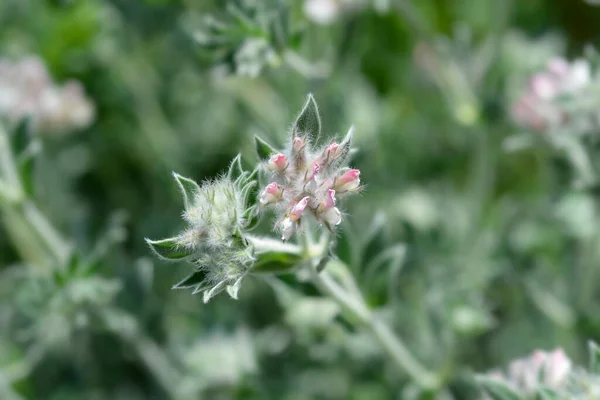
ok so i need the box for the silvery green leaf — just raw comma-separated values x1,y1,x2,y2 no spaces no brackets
172,172,200,210
293,93,321,143
336,125,354,166
241,180,258,208
536,388,560,400
252,250,302,274
254,135,276,161
589,341,600,373
477,376,523,400
243,205,260,230
9,117,31,156
145,237,192,261
226,277,244,300
228,154,244,181
203,280,227,303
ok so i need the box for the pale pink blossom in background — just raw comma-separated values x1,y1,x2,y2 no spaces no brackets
0,56,95,134
487,348,572,394
512,57,591,132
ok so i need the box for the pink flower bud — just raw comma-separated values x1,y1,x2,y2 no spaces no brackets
326,143,339,156
268,154,287,171
290,196,309,221
259,182,282,205
335,169,360,192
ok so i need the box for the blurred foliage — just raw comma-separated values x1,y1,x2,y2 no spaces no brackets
2,0,600,399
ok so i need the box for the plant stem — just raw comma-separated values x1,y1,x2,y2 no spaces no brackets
310,262,441,391
0,123,71,267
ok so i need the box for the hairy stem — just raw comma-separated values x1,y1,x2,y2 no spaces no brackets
310,261,441,390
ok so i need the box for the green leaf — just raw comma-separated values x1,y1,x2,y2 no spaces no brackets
227,154,244,181
589,341,600,373
335,125,354,167
9,117,31,156
18,156,35,197
66,250,81,276
477,376,523,400
11,119,39,197
172,172,200,210
241,179,258,208
203,280,227,303
243,205,260,230
252,251,302,274
173,269,209,290
145,237,192,261
254,135,277,161
293,93,321,143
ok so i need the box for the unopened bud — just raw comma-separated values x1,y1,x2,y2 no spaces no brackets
260,182,282,205
293,137,304,152
268,154,287,171
335,169,360,193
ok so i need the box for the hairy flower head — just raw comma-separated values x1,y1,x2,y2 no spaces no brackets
146,157,258,302
255,94,361,240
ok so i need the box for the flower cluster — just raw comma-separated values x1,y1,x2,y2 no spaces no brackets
0,56,95,134
257,95,361,240
146,161,257,302
487,348,572,395
147,95,361,302
512,57,591,132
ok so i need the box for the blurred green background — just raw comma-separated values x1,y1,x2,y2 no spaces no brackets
2,0,600,399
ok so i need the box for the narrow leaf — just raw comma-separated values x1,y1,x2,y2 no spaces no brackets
10,117,31,156
293,93,321,143
172,172,200,210
227,154,244,181
146,237,192,261
19,156,35,197
254,135,277,161
589,341,600,373
252,251,302,274
335,125,354,167
226,277,244,300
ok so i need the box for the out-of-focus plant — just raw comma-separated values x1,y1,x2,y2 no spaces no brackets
478,342,600,400
184,0,330,78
